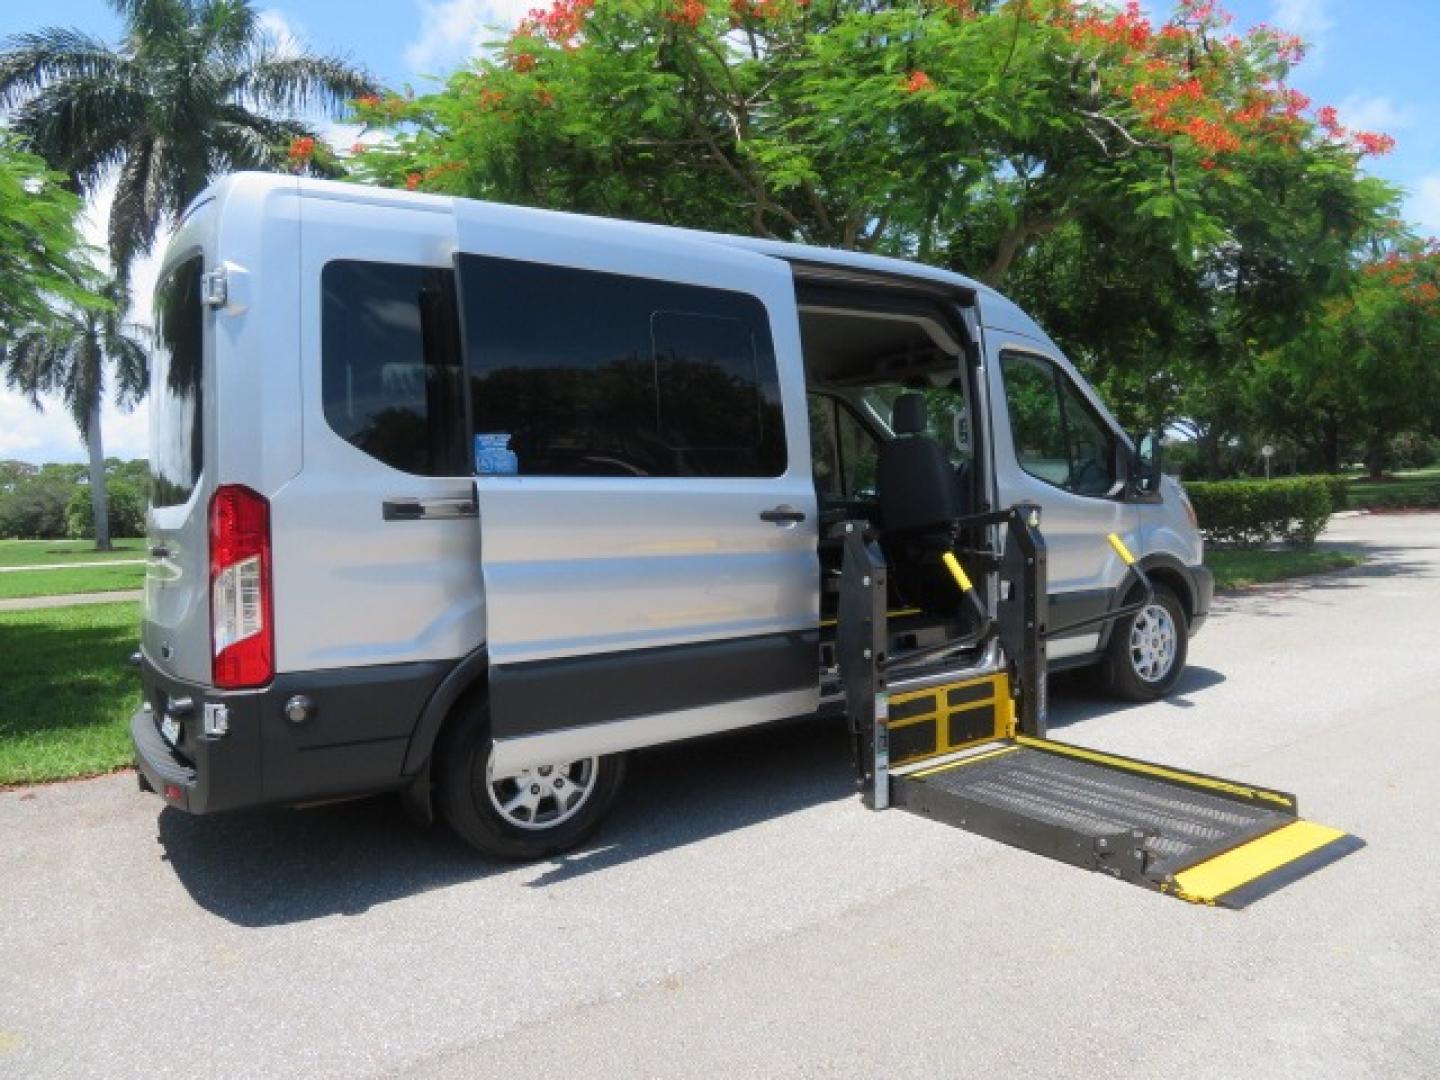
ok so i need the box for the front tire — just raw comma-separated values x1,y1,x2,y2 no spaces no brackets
1100,583,1188,702
437,695,626,860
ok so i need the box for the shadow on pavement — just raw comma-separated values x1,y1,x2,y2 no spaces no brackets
157,716,858,928
1046,665,1226,728
158,658,1244,925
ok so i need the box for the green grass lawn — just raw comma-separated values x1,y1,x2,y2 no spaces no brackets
0,563,146,600
0,537,146,567
1206,548,1364,590
1346,467,1440,510
0,601,140,786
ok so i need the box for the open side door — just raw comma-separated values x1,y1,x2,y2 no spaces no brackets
452,204,819,772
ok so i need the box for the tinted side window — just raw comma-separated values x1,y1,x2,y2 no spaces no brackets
150,256,205,508
1001,352,1116,496
321,261,466,476
459,256,786,478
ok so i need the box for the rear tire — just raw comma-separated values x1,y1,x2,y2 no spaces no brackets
1100,584,1188,702
437,694,626,860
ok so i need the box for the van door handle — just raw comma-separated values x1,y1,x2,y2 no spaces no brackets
759,505,806,525
382,494,478,521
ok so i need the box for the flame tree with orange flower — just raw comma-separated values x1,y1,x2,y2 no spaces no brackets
349,0,1426,476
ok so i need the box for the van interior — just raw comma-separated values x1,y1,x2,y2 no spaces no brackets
795,279,990,669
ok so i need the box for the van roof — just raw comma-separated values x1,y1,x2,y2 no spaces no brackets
205,171,1054,342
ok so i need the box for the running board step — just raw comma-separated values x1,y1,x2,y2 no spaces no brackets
891,737,1362,908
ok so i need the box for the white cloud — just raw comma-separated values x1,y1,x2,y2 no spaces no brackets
256,8,306,57
1409,175,1440,238
0,390,147,465
1335,94,1413,136
405,0,535,77
1271,0,1335,60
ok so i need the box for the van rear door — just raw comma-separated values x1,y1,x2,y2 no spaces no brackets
143,251,214,685
454,207,818,764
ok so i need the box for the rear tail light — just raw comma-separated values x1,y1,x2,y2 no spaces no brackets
209,485,273,688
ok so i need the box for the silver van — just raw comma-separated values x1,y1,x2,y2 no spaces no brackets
132,172,1211,858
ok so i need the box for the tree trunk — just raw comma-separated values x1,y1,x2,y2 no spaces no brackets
1319,414,1342,474
1364,434,1387,481
86,393,111,552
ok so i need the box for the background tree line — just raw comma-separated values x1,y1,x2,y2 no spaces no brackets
0,457,149,540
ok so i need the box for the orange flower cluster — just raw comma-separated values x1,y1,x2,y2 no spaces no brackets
666,0,706,26
516,0,595,46
1351,130,1396,156
1069,1,1152,49
1051,0,1397,169
287,135,316,161
1183,115,1241,154
904,70,936,94
1364,246,1440,307
355,94,381,109
730,0,779,20
402,162,464,193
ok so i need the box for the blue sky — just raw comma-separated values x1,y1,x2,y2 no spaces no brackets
2,0,1438,463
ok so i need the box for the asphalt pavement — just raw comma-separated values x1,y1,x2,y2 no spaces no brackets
1,513,1436,1079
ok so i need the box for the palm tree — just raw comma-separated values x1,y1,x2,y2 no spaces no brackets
0,0,377,283
4,284,149,550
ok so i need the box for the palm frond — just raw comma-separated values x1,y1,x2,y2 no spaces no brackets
0,29,127,108
111,1,192,55
234,52,378,117
109,329,151,408
196,0,259,65
11,74,146,193
109,136,165,281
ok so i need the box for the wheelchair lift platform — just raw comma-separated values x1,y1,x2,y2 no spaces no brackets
836,509,1361,908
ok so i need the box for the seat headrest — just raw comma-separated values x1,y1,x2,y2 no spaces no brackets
891,392,928,436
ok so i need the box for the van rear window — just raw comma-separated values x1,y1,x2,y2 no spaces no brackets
149,256,205,508
321,261,466,476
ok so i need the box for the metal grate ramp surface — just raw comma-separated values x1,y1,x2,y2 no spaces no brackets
903,745,1288,880
888,737,1362,905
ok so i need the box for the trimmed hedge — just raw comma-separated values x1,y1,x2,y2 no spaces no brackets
1185,478,1334,549
1297,474,1350,512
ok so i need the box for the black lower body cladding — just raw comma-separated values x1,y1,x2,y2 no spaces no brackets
487,629,820,740
131,654,453,814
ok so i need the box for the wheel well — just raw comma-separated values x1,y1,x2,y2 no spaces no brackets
1135,565,1193,627
402,647,490,777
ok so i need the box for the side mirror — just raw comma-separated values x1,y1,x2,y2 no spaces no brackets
1134,431,1163,494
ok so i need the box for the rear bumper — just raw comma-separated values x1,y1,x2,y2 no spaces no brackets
130,653,453,815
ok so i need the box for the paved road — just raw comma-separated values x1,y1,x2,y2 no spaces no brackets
2,514,1437,1079
0,590,143,612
